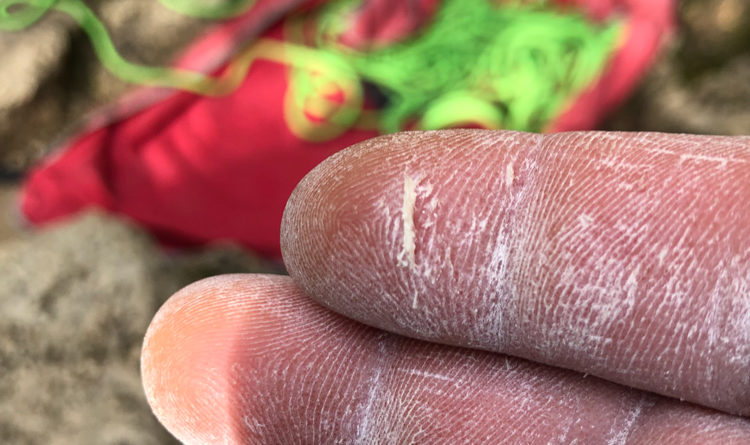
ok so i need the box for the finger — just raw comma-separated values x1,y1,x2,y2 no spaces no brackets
141,274,750,444
281,129,750,415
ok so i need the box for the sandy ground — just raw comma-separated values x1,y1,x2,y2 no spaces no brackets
0,185,20,243
0,0,748,444
0,212,280,444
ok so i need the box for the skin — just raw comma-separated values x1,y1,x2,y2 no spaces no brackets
142,130,750,444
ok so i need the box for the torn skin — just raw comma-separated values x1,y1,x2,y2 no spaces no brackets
398,173,418,269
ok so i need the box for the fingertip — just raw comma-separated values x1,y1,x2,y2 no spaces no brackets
281,129,536,327
141,274,289,444
281,132,413,259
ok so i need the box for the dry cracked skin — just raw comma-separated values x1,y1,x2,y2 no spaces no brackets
138,130,750,444
282,130,750,417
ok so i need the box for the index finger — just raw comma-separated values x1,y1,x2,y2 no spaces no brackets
281,129,750,415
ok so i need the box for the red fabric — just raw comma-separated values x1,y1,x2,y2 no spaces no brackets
338,0,440,49
20,0,674,259
23,37,376,257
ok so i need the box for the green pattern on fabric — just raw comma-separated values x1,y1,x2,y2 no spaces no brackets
316,0,622,132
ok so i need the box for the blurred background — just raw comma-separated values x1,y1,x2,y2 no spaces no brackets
0,0,749,443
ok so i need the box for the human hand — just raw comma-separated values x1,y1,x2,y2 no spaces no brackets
142,130,750,444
